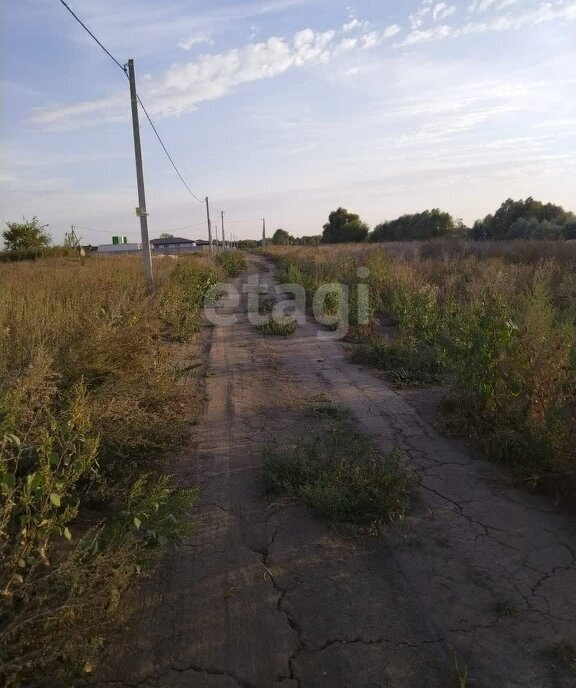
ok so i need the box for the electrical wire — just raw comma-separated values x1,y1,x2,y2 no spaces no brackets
57,0,127,75
135,95,205,204
57,0,209,207
57,0,263,238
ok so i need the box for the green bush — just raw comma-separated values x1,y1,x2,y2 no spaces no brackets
215,251,247,277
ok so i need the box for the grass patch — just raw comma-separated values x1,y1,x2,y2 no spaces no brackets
489,596,519,619
257,317,297,336
350,337,446,387
543,641,576,676
262,406,413,525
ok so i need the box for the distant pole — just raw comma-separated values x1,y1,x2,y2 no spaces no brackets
127,59,153,289
262,218,266,247
214,220,219,252
205,196,213,254
221,211,226,251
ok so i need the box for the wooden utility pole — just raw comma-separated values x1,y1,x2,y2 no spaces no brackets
127,59,153,289
262,218,266,247
221,211,226,251
205,197,213,254
214,219,219,253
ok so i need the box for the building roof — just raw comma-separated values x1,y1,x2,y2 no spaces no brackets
150,236,196,245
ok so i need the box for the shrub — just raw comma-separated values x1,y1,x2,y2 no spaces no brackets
215,251,247,277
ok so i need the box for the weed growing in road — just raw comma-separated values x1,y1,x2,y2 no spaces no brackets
489,596,520,619
262,405,413,525
454,654,470,687
257,318,297,336
543,641,576,676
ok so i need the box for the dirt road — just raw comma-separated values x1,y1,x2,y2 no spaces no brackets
97,255,576,688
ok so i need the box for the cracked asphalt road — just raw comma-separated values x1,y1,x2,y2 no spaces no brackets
96,256,576,688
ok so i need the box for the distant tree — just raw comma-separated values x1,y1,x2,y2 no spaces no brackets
371,209,456,242
298,235,322,246
2,217,51,250
272,228,291,245
322,208,369,243
63,228,82,248
472,198,576,240
160,233,174,239
239,239,259,249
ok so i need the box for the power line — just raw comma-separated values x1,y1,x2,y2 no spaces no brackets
57,0,127,76
135,94,205,204
57,0,208,206
57,1,264,242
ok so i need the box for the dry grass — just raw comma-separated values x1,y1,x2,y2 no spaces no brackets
0,253,219,686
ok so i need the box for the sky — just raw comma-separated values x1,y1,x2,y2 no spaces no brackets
1,0,575,245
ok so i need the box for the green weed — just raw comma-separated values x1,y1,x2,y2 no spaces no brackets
262,408,413,525
257,317,297,336
215,251,247,277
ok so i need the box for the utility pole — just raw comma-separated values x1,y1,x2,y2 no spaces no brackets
205,196,213,254
262,218,266,248
221,211,226,251
214,220,219,253
127,59,153,289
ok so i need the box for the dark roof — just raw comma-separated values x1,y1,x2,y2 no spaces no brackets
151,236,196,245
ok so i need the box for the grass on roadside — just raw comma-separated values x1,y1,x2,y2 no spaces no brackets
262,404,413,525
215,251,247,277
350,337,446,387
0,254,218,687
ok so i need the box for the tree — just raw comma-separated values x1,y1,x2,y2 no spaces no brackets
371,209,457,242
298,235,322,246
159,233,174,239
3,217,51,251
322,208,369,243
272,228,291,245
472,198,576,240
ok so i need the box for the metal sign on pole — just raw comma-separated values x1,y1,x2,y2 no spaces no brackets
127,59,153,289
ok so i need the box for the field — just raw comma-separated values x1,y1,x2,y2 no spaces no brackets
268,240,576,500
2,243,576,688
0,253,225,686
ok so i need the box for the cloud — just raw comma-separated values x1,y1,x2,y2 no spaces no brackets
342,18,361,32
400,1,576,45
26,1,576,129
433,3,456,21
178,34,214,50
28,22,400,129
468,0,518,12
410,1,456,28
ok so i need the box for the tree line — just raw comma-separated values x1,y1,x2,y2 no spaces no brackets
269,198,576,245
5,198,576,254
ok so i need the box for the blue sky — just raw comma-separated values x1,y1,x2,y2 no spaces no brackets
1,0,575,244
